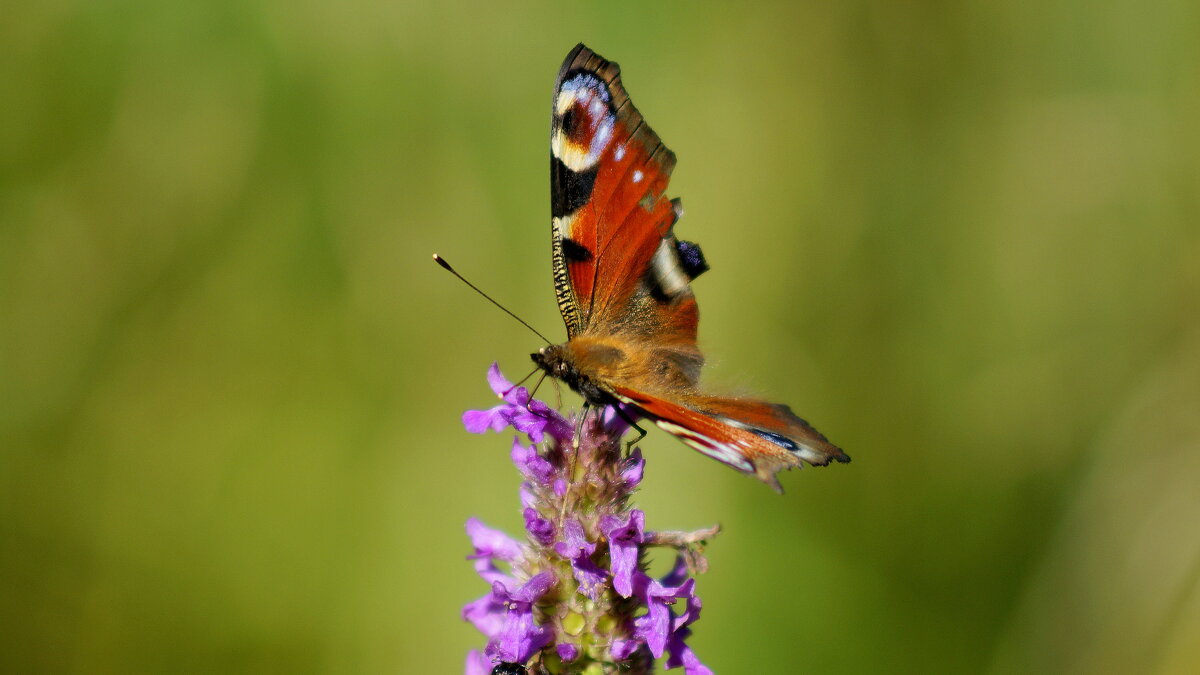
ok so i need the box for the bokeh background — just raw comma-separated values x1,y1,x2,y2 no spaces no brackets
3,1,1199,673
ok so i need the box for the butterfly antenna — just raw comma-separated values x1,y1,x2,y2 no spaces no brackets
502,367,540,397
432,254,553,344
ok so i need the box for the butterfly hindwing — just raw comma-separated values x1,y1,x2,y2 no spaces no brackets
613,386,849,492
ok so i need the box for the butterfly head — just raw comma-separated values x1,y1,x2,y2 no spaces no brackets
532,343,614,407
531,344,581,385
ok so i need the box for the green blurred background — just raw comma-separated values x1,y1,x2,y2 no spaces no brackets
3,1,1198,673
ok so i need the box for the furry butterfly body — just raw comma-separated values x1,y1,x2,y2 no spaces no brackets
532,44,848,491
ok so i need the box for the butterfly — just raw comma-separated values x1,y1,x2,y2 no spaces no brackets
531,44,849,491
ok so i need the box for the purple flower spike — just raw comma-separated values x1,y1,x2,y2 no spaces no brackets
460,364,716,673
602,509,646,598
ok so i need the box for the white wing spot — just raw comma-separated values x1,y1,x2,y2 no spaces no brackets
554,213,576,237
632,170,643,183
656,420,755,472
650,238,689,297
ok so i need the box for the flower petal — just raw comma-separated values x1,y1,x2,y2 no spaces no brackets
466,518,522,562
462,407,504,434
523,508,555,546
519,485,536,510
611,638,640,660
602,404,633,436
529,399,573,441
621,448,645,487
464,650,491,675
666,630,713,675
602,510,645,597
486,362,513,397
571,557,609,600
556,643,579,662
484,573,557,663
633,592,672,657
510,571,556,604
513,410,548,443
553,519,596,559
462,591,505,638
659,554,689,588
511,439,554,484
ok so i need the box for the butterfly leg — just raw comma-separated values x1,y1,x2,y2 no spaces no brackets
572,402,590,451
557,403,591,527
613,405,647,451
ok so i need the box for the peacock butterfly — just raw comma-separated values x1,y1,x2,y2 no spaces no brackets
531,44,849,491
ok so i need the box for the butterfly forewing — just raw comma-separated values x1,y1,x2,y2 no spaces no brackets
550,44,680,338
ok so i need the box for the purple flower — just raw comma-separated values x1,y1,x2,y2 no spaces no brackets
483,573,556,664
511,438,554,485
463,363,571,443
632,574,697,658
621,447,645,487
460,364,716,674
554,519,609,599
462,585,507,638
601,509,646,598
611,638,640,660
523,508,555,546
556,643,579,662
667,628,714,675
465,518,520,586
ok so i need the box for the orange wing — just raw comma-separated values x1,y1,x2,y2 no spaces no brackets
549,44,701,341
613,386,850,492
